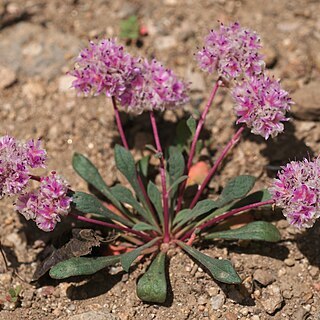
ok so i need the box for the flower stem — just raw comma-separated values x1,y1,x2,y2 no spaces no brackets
111,97,159,228
176,80,221,213
180,199,274,241
70,212,153,242
189,125,245,209
149,111,170,243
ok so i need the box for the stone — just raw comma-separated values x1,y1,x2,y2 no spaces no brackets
186,68,206,92
68,309,120,320
210,293,225,310
0,22,80,81
0,65,17,89
284,258,295,267
291,82,320,121
155,36,177,50
260,285,283,315
253,269,275,286
59,75,75,93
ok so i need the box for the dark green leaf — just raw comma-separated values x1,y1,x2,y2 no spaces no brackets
110,184,148,223
205,221,281,242
173,199,219,228
186,116,196,135
120,15,139,40
72,153,123,211
72,191,133,227
138,155,150,178
168,175,188,194
230,189,272,209
136,252,167,303
120,238,158,272
133,222,159,232
172,208,192,225
177,242,241,284
175,119,192,150
49,256,121,279
147,181,164,226
217,175,256,207
114,145,155,225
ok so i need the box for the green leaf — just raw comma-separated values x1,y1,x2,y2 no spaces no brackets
120,238,158,272
120,15,139,40
172,208,192,225
177,242,241,284
133,222,159,232
217,175,256,207
138,155,150,178
168,175,188,194
72,191,133,227
175,119,192,150
230,189,272,209
205,221,281,242
173,199,219,228
114,145,155,225
49,256,121,279
186,116,196,135
72,153,123,211
136,252,167,303
147,181,164,226
110,184,148,222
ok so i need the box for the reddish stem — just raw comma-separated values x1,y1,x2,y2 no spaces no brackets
149,111,170,243
189,125,245,209
176,80,221,213
180,199,274,241
70,212,153,242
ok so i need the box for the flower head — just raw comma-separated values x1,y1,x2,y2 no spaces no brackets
196,22,264,79
70,39,189,114
232,74,292,139
70,38,142,98
269,158,320,228
16,172,72,232
0,135,47,197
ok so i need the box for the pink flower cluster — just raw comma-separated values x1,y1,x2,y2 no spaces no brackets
70,39,189,114
16,172,72,232
196,22,263,79
0,135,71,232
232,75,292,139
270,158,320,228
0,135,46,197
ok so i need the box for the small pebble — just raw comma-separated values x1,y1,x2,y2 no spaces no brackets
284,258,295,267
210,293,225,310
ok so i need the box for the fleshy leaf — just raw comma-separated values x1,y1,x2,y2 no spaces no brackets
173,199,219,228
205,221,281,242
136,252,167,303
72,153,123,211
110,184,151,225
230,189,272,209
120,15,139,40
175,119,192,150
120,238,158,272
147,181,164,226
186,116,196,135
216,175,256,207
137,155,150,178
168,175,188,194
133,222,159,232
49,255,121,279
167,146,185,197
177,241,241,284
72,191,133,227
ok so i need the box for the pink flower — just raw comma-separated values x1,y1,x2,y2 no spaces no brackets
269,158,320,228
232,74,292,139
196,22,264,79
0,135,47,197
16,172,72,232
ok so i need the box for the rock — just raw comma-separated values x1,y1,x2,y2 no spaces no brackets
22,81,46,100
284,258,295,267
0,22,80,81
292,308,309,320
260,285,283,315
0,65,17,89
155,36,177,50
224,312,238,320
253,269,275,286
210,293,225,310
68,309,120,320
291,82,320,121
